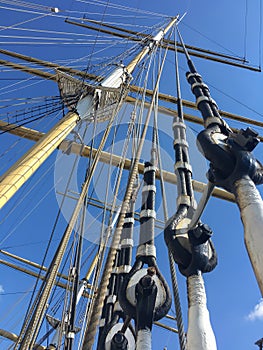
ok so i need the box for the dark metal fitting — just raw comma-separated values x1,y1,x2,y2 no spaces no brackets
228,127,259,152
147,266,156,276
197,127,235,178
178,238,217,277
139,275,154,291
188,223,213,245
111,332,128,350
135,275,157,331
119,263,171,322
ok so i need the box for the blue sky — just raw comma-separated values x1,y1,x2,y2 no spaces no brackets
0,0,263,349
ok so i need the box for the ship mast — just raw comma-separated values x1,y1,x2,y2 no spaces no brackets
10,17,178,350
1,6,262,350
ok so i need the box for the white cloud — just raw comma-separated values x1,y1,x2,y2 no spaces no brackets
0,285,4,293
247,299,263,321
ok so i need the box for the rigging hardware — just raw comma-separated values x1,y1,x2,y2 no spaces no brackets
164,29,218,350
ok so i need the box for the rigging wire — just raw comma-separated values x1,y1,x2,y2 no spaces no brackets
81,18,158,30
148,26,187,350
0,24,113,38
0,106,64,135
164,54,263,123
181,21,244,59
0,75,55,98
36,123,91,302
80,16,166,37
82,0,109,75
0,0,55,12
77,248,100,350
1,4,262,348
0,12,51,34
69,112,107,333
16,82,130,349
167,28,187,350
0,34,112,42
0,285,35,348
206,79,263,120
59,224,82,349
0,39,125,44
131,53,159,151
81,92,145,332
259,0,262,70
243,0,248,61
0,0,169,19
0,99,63,124
82,28,172,349
12,131,86,348
0,138,20,162
49,244,76,319
70,11,151,19
76,0,168,18
0,95,61,109
0,2,169,42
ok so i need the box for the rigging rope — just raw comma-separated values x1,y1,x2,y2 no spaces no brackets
84,49,149,341
80,46,157,335
44,125,92,349
81,88,145,336
14,86,128,349
81,42,170,350
13,134,83,348
81,99,142,345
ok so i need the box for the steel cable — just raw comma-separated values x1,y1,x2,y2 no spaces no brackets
81,43,169,350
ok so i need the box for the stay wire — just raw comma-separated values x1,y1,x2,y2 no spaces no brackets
76,0,168,18
181,21,243,59
81,0,109,82
82,34,171,350
84,93,141,329
0,12,51,33
152,26,187,350
89,121,121,315
14,123,90,349
0,0,53,12
168,28,188,350
259,0,262,69
243,0,248,61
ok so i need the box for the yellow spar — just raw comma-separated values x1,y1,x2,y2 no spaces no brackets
0,111,80,209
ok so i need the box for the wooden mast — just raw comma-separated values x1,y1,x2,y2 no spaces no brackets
0,18,177,210
0,111,80,208
12,17,178,350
